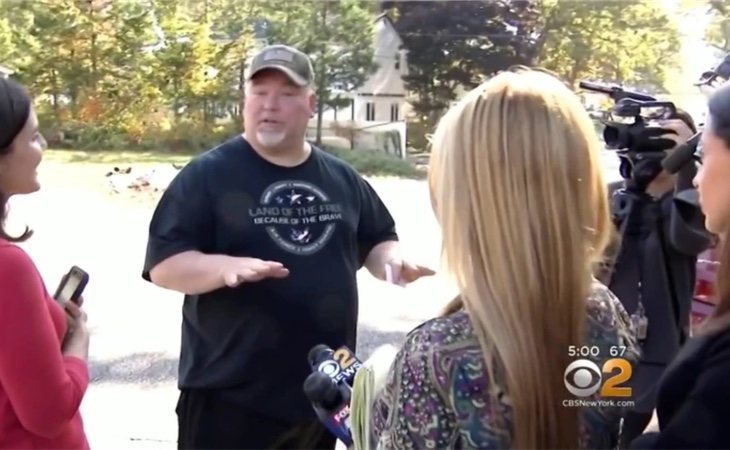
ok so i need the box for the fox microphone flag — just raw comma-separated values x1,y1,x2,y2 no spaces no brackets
303,371,353,447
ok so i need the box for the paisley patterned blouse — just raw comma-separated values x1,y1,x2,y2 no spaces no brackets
370,281,639,449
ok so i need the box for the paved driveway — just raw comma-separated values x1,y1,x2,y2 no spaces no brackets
6,151,623,448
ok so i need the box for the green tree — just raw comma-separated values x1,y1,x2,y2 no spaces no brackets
0,1,407,151
199,0,261,125
150,0,204,123
99,0,162,143
535,0,681,91
384,0,680,134
150,0,259,138
701,0,730,52
0,15,16,67
3,0,160,141
382,0,540,125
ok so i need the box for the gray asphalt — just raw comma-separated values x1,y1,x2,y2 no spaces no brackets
7,152,623,447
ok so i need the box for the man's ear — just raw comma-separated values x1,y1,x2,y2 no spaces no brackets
309,90,317,116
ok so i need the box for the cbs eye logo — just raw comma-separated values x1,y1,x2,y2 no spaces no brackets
564,358,632,398
317,360,341,377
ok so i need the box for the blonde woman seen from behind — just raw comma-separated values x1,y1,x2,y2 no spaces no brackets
369,68,639,449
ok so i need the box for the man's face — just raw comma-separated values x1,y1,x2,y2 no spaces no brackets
243,69,315,152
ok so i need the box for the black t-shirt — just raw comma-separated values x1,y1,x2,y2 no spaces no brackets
141,136,398,422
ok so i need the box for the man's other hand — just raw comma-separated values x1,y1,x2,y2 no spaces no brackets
221,257,290,287
386,259,435,286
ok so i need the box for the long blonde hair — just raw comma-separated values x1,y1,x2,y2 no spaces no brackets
429,67,612,449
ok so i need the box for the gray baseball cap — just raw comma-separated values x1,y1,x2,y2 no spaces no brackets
247,44,315,87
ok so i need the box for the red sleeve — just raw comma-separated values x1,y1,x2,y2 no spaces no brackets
0,245,89,438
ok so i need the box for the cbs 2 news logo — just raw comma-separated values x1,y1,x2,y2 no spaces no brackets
318,347,361,382
564,358,632,398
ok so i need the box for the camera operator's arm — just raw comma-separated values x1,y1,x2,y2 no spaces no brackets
668,162,712,255
652,119,712,255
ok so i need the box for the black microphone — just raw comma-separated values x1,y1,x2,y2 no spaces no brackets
303,371,353,447
308,344,334,367
662,132,701,174
308,344,363,387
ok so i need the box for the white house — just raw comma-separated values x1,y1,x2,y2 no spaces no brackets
346,13,408,124
0,65,13,79
307,13,409,158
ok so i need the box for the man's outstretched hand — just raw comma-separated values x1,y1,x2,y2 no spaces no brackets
222,257,290,287
386,259,436,286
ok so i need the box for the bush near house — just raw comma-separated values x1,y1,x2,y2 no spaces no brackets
44,142,424,183
43,121,425,179
42,119,243,154
324,146,425,179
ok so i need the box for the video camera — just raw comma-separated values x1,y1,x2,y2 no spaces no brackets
580,80,677,153
579,80,688,190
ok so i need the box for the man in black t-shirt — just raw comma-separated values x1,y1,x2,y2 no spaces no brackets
141,44,434,450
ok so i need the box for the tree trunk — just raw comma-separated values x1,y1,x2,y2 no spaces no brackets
316,95,324,146
315,1,328,146
238,61,245,127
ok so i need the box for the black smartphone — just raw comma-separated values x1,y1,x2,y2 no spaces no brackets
53,266,89,305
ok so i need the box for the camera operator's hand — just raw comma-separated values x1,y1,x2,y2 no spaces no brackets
646,118,695,197
654,118,694,148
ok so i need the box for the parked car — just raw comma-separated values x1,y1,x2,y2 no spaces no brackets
692,247,720,333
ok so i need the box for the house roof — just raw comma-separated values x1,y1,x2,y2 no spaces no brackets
374,11,404,48
374,11,393,24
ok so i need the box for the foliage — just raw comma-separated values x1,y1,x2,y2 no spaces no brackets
381,0,540,124
324,146,425,179
701,0,730,54
0,0,376,152
383,0,682,131
0,0,685,158
535,0,681,91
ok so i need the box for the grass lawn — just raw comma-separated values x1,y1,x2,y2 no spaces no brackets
38,147,424,210
42,149,195,166
38,149,195,209
43,147,426,178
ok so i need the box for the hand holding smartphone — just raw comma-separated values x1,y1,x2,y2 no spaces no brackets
54,266,91,359
384,261,406,287
53,266,89,305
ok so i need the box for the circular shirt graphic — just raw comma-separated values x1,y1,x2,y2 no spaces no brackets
254,180,343,255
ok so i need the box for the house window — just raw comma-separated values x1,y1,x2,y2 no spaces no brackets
366,102,375,121
394,55,400,70
390,103,399,122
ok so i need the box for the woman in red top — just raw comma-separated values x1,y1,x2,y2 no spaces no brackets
0,78,91,448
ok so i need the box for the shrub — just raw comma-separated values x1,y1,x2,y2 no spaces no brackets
323,146,425,179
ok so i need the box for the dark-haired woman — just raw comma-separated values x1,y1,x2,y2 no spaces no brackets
630,81,730,449
0,77,90,449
